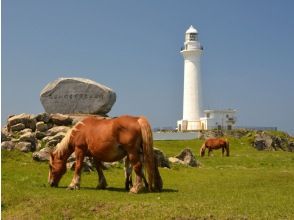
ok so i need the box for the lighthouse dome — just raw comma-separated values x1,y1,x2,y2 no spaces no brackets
186,25,198,34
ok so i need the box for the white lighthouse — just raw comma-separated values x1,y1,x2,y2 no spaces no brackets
177,25,203,131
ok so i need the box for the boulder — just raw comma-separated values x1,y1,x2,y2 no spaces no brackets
40,77,116,115
34,112,50,123
168,157,184,165
10,123,25,132
1,141,15,151
50,113,72,126
7,113,36,131
46,140,60,148
19,132,36,144
288,142,294,152
19,128,33,135
252,132,288,151
200,130,224,139
175,148,198,167
36,121,48,132
35,131,46,140
15,142,33,152
32,147,52,161
1,129,11,141
46,126,70,136
67,154,94,172
43,132,65,143
153,148,170,168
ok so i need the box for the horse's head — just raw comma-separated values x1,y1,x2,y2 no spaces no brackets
48,152,67,187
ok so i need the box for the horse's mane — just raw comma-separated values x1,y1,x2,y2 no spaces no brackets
53,127,73,158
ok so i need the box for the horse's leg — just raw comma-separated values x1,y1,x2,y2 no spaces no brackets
139,153,149,189
208,148,212,156
68,148,84,190
129,153,144,194
94,159,107,189
222,146,225,157
153,154,163,192
226,143,230,156
124,156,133,190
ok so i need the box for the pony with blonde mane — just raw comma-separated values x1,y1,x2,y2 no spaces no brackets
200,138,230,157
48,115,162,193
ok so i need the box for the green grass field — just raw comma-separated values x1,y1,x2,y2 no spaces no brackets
2,137,294,219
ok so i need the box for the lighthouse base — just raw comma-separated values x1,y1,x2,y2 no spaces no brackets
177,120,202,131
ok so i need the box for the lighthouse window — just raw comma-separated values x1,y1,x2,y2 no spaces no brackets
189,33,196,41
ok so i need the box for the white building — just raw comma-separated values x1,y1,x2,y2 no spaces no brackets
200,109,237,130
177,25,203,131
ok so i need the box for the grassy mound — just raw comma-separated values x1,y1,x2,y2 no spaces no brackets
2,137,294,219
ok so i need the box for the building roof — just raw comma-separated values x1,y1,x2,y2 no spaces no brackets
204,109,237,113
186,25,198,34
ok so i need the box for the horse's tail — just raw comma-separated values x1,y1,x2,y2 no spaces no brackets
137,116,161,191
200,142,206,157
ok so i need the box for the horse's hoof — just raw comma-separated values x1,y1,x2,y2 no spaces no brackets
129,183,144,194
96,184,107,190
67,185,80,190
129,187,139,194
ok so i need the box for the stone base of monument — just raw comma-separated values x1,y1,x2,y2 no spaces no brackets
2,112,108,152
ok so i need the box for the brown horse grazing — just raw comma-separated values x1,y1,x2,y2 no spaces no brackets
200,138,230,157
48,115,163,193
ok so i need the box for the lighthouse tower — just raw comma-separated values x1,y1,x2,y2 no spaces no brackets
177,25,203,131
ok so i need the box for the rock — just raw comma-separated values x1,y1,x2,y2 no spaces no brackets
103,161,121,169
153,148,170,168
19,128,33,135
19,132,36,144
175,148,198,167
7,113,30,126
1,141,15,151
50,113,72,126
35,131,46,140
36,121,48,132
7,113,36,131
40,77,116,115
32,147,52,161
43,132,65,143
67,154,94,172
34,112,50,123
46,140,60,148
252,132,288,151
168,157,184,165
46,126,70,136
200,130,224,139
168,148,199,167
1,129,11,141
10,123,26,132
15,142,33,152
288,142,294,152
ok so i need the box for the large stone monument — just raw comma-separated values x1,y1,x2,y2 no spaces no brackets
40,77,116,115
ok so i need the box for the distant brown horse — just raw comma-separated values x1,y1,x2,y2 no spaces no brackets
200,138,230,157
48,115,163,193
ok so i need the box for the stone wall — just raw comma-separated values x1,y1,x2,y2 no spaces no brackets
1,113,104,156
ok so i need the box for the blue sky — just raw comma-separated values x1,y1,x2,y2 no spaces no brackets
2,0,294,134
